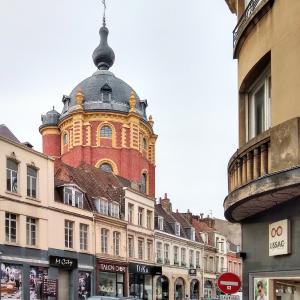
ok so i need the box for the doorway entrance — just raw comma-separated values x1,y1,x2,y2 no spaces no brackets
156,276,169,300
58,270,69,300
175,277,185,300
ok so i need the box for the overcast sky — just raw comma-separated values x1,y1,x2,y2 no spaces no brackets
0,0,237,219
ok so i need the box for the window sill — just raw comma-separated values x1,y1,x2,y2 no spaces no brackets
5,191,22,197
26,244,40,250
26,196,40,202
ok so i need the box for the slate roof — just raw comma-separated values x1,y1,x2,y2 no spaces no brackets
0,124,20,143
54,161,126,213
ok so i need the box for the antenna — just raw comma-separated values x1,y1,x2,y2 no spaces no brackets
101,0,107,26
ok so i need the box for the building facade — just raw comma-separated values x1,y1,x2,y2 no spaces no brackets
224,0,300,299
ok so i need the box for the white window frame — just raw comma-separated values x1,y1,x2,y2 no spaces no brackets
157,242,162,263
113,231,120,256
196,251,200,268
138,207,144,227
175,222,181,236
5,213,17,243
147,240,152,261
128,235,134,258
65,220,73,248
64,187,83,209
181,248,186,266
146,210,152,229
138,238,144,260
191,228,195,241
101,228,109,254
128,203,134,223
27,166,38,198
189,249,194,268
174,246,179,264
6,159,18,193
158,216,164,230
246,68,271,141
80,223,88,251
26,217,37,246
164,244,170,263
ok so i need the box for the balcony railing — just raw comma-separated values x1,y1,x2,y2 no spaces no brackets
233,0,274,58
228,131,270,192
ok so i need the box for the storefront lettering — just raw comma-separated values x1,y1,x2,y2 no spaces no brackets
49,255,78,269
99,263,127,273
269,240,285,249
136,265,149,273
55,258,73,267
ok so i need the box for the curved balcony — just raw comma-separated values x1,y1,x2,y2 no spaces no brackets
225,117,300,222
233,0,275,58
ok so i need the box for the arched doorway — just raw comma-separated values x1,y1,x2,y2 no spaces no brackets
156,276,169,300
190,279,200,299
175,277,185,300
204,280,213,299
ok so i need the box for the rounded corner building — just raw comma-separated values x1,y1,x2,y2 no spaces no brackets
224,0,300,300
39,19,157,197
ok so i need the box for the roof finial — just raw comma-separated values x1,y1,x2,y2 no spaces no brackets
101,0,106,27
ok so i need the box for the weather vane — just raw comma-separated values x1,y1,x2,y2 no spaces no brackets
101,0,106,26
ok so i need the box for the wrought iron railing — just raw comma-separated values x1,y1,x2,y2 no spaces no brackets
233,0,263,48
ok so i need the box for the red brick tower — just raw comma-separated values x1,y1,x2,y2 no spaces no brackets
39,20,157,197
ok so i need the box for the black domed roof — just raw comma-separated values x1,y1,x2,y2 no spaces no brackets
60,70,147,120
41,107,60,126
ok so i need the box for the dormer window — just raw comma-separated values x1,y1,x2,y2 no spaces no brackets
95,198,120,218
158,216,164,231
191,227,196,241
175,222,181,236
100,84,112,102
64,187,83,208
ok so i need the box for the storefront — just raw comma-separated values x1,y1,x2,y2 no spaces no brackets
129,263,162,300
174,277,185,300
204,279,214,299
190,279,200,299
156,275,169,300
96,260,128,297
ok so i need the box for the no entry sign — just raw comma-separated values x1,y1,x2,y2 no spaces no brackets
217,272,241,294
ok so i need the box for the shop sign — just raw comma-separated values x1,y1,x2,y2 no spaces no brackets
129,263,162,275
49,255,78,270
43,279,58,297
218,295,240,300
99,262,127,273
189,269,197,276
269,219,290,256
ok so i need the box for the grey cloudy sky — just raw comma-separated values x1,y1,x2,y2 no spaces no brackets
0,0,237,218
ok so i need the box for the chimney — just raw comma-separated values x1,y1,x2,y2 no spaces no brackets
200,213,204,219
161,193,172,212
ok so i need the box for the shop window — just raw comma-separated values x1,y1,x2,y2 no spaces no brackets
246,69,271,140
78,272,91,299
1,263,22,298
128,203,134,223
65,220,74,248
5,212,17,243
175,222,181,236
146,210,152,229
128,236,134,258
26,217,37,246
156,242,162,263
100,162,113,173
158,216,164,231
113,231,121,256
30,267,48,299
164,244,170,264
190,279,200,300
101,228,109,254
80,223,88,251
138,238,144,260
6,158,18,193
98,271,124,297
27,166,37,198
64,187,83,209
100,84,112,102
174,246,179,265
100,125,112,138
138,207,144,226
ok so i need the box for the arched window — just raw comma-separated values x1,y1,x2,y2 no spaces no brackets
141,173,147,193
63,133,68,145
100,163,113,173
100,126,112,138
100,84,112,102
143,138,147,150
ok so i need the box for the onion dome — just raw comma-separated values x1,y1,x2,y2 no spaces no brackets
41,107,60,127
92,25,115,70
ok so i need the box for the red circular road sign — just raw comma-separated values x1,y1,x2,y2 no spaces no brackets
217,272,241,294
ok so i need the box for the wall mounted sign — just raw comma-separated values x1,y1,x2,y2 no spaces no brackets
129,263,162,275
49,255,78,270
217,272,241,294
43,279,58,297
98,262,127,273
269,219,290,256
189,269,197,276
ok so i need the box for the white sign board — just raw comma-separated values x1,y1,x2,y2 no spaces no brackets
269,219,290,256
